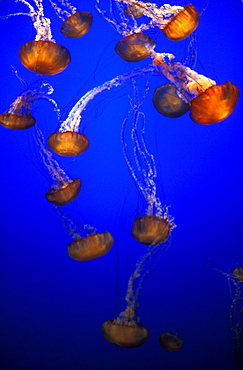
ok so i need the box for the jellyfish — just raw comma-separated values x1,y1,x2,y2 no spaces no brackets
0,87,36,130
121,80,175,245
48,66,158,156
159,332,183,352
96,0,199,61
153,83,190,118
48,0,93,38
56,208,114,261
1,0,71,75
151,51,239,124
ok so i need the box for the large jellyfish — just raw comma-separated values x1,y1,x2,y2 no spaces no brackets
1,0,71,75
96,0,199,61
48,0,93,38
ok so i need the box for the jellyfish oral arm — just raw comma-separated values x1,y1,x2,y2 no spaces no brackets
48,0,77,21
151,51,216,102
59,67,157,133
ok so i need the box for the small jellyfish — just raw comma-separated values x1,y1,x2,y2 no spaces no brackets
1,0,70,75
102,319,149,348
151,52,239,124
48,131,89,156
132,215,171,245
159,332,183,352
68,231,114,261
124,1,149,18
115,33,156,62
163,4,199,41
48,0,93,38
0,84,37,130
56,209,114,261
190,81,239,125
153,84,190,118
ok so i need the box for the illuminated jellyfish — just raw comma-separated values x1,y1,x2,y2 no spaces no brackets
48,66,158,156
0,86,36,130
56,208,114,261
212,266,243,369
151,51,239,124
34,125,81,205
102,229,171,347
95,0,199,61
159,332,183,352
121,80,175,245
153,83,190,118
48,0,93,38
1,0,70,75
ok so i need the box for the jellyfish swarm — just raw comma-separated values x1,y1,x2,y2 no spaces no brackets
34,125,81,205
1,0,71,74
121,81,174,245
151,52,239,124
153,84,189,118
159,332,183,352
0,89,36,130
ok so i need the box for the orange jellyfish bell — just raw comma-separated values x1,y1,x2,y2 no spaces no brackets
190,81,239,125
61,11,93,38
163,4,199,41
153,84,190,118
48,131,89,156
159,332,183,352
102,320,149,348
68,231,114,261
115,33,156,62
132,215,171,245
0,113,35,130
19,40,71,75
45,178,81,205
232,268,243,283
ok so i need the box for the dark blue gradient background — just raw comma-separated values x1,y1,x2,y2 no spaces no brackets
0,1,242,369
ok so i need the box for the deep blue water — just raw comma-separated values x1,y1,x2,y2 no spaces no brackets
0,1,242,369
